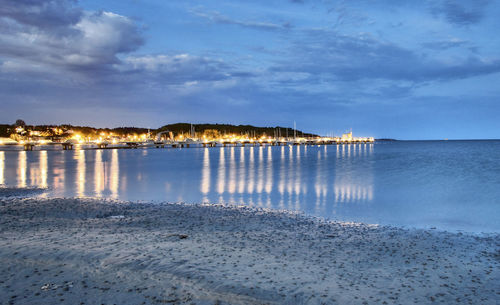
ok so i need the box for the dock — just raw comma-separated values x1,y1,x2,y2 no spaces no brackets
1,137,375,152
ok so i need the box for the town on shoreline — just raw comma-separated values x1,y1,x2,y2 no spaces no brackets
0,121,375,151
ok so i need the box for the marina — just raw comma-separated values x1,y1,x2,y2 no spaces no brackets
1,128,375,151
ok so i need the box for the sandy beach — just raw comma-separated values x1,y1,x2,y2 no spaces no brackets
0,190,498,304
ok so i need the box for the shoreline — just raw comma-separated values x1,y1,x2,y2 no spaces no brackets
1,194,499,304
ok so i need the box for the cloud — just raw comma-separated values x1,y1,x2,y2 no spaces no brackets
0,0,255,103
0,0,82,32
120,54,235,85
431,0,490,26
271,30,500,82
422,38,469,50
0,1,143,75
1,0,499,139
190,9,292,31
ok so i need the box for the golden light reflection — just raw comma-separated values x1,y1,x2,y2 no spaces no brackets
247,147,254,193
52,152,65,194
333,144,374,203
200,148,210,194
217,148,225,194
199,144,374,208
0,151,4,185
278,146,285,195
265,146,272,194
256,147,264,193
315,150,323,198
39,151,48,188
53,167,65,193
110,149,119,198
286,146,293,195
77,150,85,197
94,150,103,197
228,147,236,194
294,146,302,196
238,148,245,193
17,151,27,187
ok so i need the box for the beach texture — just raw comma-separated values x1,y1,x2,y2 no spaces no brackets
0,192,498,304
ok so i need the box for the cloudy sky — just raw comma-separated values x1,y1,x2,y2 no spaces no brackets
1,0,499,139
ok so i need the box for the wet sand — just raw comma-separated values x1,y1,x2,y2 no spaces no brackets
0,194,498,304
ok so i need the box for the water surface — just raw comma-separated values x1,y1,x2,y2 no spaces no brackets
1,141,499,233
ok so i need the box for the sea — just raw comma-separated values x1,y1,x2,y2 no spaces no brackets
1,140,499,233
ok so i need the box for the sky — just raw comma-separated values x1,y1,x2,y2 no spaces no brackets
0,0,499,139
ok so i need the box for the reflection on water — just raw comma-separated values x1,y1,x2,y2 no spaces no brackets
110,149,119,198
40,151,48,188
217,148,225,194
266,147,273,194
3,145,375,208
197,144,374,212
17,151,27,187
334,144,374,203
238,148,245,193
248,147,254,194
28,151,48,188
77,150,86,197
200,148,210,196
94,150,103,197
92,149,120,199
4,141,499,232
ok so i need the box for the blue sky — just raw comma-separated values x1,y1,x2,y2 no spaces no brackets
1,0,499,139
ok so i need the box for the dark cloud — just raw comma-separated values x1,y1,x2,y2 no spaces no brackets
121,54,236,85
0,1,144,74
431,0,490,26
0,0,82,31
271,30,500,82
0,0,245,101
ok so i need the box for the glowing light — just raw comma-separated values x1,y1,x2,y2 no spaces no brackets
94,150,102,197
200,148,210,194
17,151,27,188
77,150,86,197
39,151,47,188
217,148,225,194
110,149,119,199
228,147,236,193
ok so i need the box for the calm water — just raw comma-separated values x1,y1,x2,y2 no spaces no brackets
1,141,499,233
